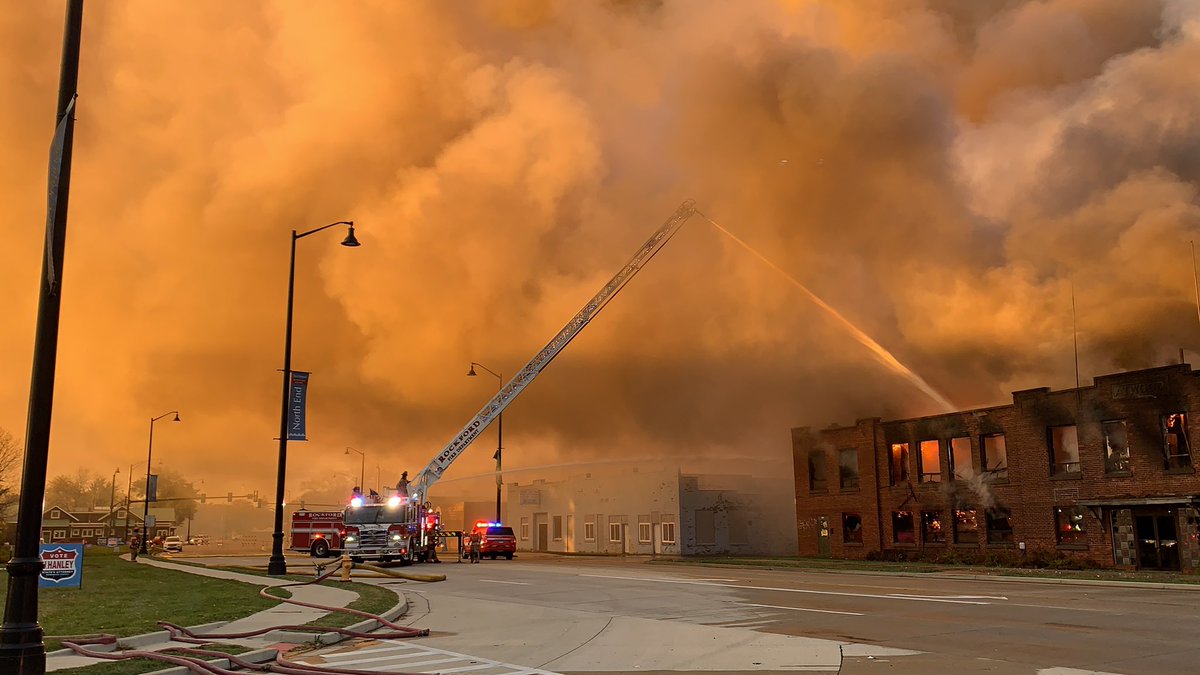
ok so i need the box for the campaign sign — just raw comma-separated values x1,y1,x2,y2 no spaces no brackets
38,544,83,588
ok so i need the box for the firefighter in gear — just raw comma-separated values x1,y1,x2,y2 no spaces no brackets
468,529,482,563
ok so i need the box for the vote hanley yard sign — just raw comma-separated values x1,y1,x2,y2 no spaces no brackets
38,543,83,588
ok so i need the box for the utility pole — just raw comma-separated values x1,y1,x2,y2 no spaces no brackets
0,3,84,673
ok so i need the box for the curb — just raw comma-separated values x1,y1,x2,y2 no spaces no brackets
45,621,230,658
651,560,1200,591
140,646,279,675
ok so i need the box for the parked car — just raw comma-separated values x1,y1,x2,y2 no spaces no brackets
164,535,184,553
462,522,516,560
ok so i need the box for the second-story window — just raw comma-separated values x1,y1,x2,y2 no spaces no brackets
1102,420,1130,474
808,451,827,491
1163,413,1192,471
839,449,859,489
950,437,974,480
889,443,909,485
1048,425,1081,476
982,434,1008,479
918,440,941,483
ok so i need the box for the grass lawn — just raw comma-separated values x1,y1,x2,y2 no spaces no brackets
653,555,1200,584
0,548,281,650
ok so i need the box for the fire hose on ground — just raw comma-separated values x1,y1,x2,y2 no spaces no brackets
62,557,442,675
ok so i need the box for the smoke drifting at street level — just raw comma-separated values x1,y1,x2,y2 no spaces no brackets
2,1,1199,493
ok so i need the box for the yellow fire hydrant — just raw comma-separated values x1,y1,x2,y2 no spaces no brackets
340,554,353,582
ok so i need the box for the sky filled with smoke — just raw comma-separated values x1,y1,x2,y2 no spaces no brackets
2,0,1199,500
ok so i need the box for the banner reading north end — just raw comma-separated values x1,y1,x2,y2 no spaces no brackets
288,371,310,441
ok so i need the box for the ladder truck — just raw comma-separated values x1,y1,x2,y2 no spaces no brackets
408,200,697,507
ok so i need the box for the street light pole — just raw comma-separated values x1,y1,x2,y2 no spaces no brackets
107,468,119,542
141,411,180,553
123,462,137,541
468,362,503,523
345,447,364,493
268,221,359,576
0,4,84,672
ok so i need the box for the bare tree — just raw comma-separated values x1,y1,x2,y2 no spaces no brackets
0,428,21,520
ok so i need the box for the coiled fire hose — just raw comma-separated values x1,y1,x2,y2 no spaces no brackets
62,561,434,674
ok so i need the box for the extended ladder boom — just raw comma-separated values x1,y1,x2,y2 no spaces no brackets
412,200,697,501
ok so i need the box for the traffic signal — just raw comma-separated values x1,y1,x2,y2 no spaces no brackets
227,492,233,503
200,493,206,504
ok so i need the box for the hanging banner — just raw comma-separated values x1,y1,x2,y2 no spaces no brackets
147,474,158,503
288,371,311,441
39,543,83,588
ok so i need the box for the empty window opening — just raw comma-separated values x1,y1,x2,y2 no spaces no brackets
950,437,974,480
889,443,909,485
922,511,946,544
1055,506,1087,545
982,434,1008,479
986,508,1013,544
953,509,979,544
1102,420,1130,474
839,449,859,489
808,452,827,491
918,440,942,483
1049,425,1081,475
893,511,915,544
1163,413,1192,470
553,515,563,540
842,513,863,544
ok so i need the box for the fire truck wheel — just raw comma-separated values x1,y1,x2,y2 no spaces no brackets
399,540,415,566
310,540,330,558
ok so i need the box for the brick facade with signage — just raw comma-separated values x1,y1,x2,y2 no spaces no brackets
793,364,1200,571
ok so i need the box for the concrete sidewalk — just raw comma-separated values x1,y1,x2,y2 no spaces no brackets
45,556,359,672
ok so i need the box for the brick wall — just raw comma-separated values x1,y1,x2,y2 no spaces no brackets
794,364,1200,571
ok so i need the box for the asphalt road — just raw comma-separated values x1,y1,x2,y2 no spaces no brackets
186,553,1200,674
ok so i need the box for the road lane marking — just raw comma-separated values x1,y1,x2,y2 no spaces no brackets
742,602,863,616
579,574,992,605
888,593,1008,600
480,579,530,585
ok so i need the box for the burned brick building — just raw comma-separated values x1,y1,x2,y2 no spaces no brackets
792,364,1200,571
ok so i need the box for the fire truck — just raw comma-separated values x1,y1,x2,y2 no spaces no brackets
289,494,441,564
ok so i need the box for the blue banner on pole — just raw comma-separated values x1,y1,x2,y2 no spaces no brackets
39,543,84,588
288,371,310,441
147,474,158,503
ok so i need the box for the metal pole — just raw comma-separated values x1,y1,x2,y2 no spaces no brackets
107,469,117,542
359,454,364,496
141,417,154,553
124,463,134,541
1071,282,1080,390
496,411,503,524
268,232,298,576
1191,241,1200,337
0,3,83,672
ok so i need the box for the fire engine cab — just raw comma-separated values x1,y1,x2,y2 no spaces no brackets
289,494,441,564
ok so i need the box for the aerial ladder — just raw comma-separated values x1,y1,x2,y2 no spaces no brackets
410,200,697,504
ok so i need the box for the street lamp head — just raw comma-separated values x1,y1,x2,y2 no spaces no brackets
172,412,181,423
467,365,478,377
340,223,360,247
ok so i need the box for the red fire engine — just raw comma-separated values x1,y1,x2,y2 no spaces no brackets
289,494,441,564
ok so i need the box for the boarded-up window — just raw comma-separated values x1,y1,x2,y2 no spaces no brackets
695,510,716,544
728,510,748,544
552,516,563,540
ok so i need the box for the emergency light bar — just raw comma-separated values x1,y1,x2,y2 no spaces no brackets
349,496,364,508
474,521,503,528
387,495,403,508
